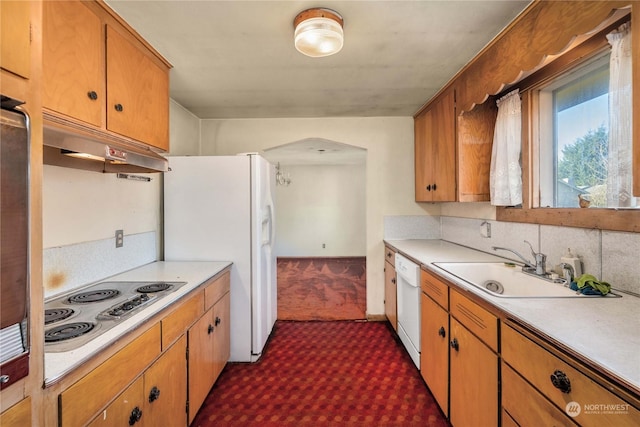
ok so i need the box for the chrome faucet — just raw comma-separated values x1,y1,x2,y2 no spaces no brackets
492,240,547,276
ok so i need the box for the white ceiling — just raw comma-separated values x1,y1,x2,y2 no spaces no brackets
105,0,532,120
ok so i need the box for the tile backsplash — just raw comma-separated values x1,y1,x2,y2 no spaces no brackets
43,231,157,299
385,215,639,295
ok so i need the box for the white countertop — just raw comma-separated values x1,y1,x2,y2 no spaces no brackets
386,239,640,393
44,261,232,386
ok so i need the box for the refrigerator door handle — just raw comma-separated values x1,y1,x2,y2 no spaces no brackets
261,205,273,246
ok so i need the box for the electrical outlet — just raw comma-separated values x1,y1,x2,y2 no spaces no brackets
322,243,326,249
115,229,124,248
480,221,491,238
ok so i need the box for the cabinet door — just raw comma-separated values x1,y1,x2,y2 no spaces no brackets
415,109,433,201
431,89,456,201
449,317,498,427
144,335,187,427
88,377,144,427
188,308,215,424
0,1,30,79
106,25,169,151
420,293,449,416
211,292,231,382
384,260,397,331
43,0,103,126
0,396,31,427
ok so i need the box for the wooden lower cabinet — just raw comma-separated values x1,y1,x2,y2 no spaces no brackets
188,288,230,423
53,270,231,427
502,323,640,427
0,396,31,427
88,377,144,426
143,335,187,426
384,257,397,331
449,317,498,427
419,292,449,415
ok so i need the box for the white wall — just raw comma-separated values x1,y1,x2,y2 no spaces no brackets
168,99,201,156
178,117,440,316
275,164,366,257
42,166,161,249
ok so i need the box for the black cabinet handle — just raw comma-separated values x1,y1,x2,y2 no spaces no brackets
87,91,98,100
215,316,221,326
391,278,396,284
114,103,124,112
426,184,431,191
208,324,214,334
386,251,391,258
128,407,142,425
550,370,571,393
433,183,437,191
148,386,160,403
450,338,459,351
438,326,446,338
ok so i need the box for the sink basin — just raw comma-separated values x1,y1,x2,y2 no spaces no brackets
433,262,616,298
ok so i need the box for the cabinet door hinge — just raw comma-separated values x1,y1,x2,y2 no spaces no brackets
186,400,189,414
29,23,33,44
186,346,189,360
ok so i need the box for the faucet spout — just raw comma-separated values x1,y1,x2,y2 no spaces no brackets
492,241,547,276
491,245,535,269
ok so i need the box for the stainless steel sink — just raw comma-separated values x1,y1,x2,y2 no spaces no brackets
433,262,618,298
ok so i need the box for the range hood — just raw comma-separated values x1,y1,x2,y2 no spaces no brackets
43,123,168,173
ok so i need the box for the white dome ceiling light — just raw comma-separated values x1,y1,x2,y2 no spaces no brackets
293,8,344,58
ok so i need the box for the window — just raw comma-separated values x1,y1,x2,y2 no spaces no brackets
537,52,637,209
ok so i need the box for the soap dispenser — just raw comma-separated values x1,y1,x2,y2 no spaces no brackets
560,248,582,279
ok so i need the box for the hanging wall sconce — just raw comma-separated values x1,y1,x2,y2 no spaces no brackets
293,8,344,57
276,162,292,186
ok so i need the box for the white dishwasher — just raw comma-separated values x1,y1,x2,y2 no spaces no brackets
395,253,421,368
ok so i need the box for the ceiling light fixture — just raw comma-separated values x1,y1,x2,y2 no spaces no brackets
293,8,344,58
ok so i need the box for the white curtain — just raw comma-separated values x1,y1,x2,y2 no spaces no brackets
606,22,635,208
490,89,522,206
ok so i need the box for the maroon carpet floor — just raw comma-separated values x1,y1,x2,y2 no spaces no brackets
191,321,449,427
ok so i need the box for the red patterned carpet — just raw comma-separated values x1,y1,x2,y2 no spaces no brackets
191,321,449,427
277,257,367,321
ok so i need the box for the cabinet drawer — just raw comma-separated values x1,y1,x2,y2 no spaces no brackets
60,323,161,427
384,246,395,265
420,268,449,309
502,363,577,426
161,291,204,348
502,324,640,427
205,271,231,310
449,289,497,351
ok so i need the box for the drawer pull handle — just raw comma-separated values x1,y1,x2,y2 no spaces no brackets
87,91,98,100
433,183,437,191
426,184,431,191
114,103,124,112
391,278,396,284
387,251,391,258
148,386,161,403
129,406,142,425
208,324,214,334
438,326,446,338
215,316,222,326
0,375,9,383
450,338,459,351
550,370,571,393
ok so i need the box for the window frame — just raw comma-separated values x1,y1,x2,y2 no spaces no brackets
496,15,640,233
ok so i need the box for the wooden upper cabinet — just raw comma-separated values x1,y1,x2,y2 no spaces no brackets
0,1,31,79
43,0,103,127
415,89,456,202
42,0,171,152
106,25,170,151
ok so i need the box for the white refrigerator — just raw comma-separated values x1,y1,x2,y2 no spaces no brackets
163,154,277,362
